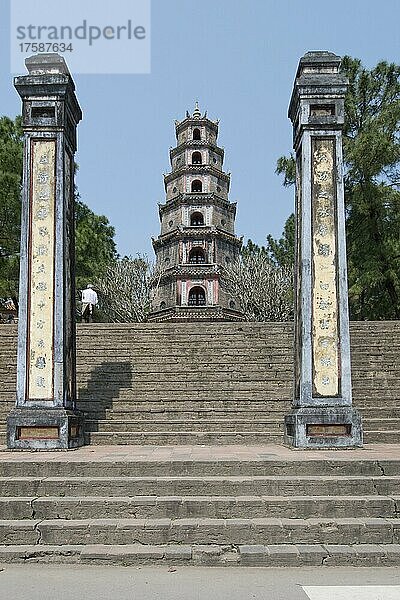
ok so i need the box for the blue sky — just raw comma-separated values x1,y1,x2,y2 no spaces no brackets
1,0,400,257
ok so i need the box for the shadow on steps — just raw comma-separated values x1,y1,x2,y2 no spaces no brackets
76,361,133,441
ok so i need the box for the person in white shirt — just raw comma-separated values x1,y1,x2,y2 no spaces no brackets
81,284,98,323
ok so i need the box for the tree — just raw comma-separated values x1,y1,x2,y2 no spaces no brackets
275,155,296,187
94,255,159,322
0,114,117,308
221,252,293,322
341,57,400,320
275,57,400,320
74,198,117,292
266,213,295,268
241,238,268,259
0,116,23,309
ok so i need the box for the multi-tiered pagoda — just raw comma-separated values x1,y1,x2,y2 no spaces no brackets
150,103,243,322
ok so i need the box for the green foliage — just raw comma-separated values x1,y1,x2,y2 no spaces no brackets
0,116,23,306
241,238,268,259
275,154,296,187
274,57,400,320
266,213,295,268
0,114,117,306
341,57,400,319
75,199,117,292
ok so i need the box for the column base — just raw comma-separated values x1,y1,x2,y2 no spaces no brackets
284,407,363,449
7,408,85,450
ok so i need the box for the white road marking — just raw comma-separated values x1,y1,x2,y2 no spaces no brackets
302,587,400,600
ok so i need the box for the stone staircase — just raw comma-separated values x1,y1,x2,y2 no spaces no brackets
0,321,399,444
0,321,399,566
1,446,400,566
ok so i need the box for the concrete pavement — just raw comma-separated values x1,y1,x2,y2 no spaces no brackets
0,564,399,600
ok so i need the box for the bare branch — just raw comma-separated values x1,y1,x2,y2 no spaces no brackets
94,255,161,322
220,254,294,322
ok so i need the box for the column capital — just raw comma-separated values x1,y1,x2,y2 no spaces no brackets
289,52,348,148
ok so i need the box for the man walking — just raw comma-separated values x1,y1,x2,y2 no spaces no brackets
81,284,98,323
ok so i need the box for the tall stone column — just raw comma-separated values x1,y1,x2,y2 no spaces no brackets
7,54,84,449
284,52,362,448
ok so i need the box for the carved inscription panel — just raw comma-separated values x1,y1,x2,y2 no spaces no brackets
27,140,56,400
311,138,340,396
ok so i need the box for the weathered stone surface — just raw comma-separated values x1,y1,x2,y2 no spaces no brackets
1,543,400,566
286,52,362,449
0,446,400,565
1,321,398,445
239,544,267,565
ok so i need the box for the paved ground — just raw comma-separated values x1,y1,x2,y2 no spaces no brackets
1,443,400,462
0,564,399,600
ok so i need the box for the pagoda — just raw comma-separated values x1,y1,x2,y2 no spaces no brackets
150,103,243,322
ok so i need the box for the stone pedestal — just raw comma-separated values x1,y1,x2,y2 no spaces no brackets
7,409,83,450
284,52,362,449
7,54,84,450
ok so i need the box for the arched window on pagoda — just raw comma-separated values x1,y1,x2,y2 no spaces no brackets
188,247,206,264
188,286,206,306
190,212,204,226
192,151,202,165
191,179,202,192
193,128,201,140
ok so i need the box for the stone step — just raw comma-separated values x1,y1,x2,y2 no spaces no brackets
81,343,399,350
87,427,399,443
2,386,398,397
364,419,400,429
2,475,400,497
6,427,397,445
77,384,292,394
77,400,291,410
85,431,287,445
0,543,399,566
80,411,399,426
76,384,292,394
76,401,399,415
354,399,400,408
74,355,292,363
76,340,294,348
364,431,400,443
84,419,284,433
74,364,399,373
82,408,289,421
2,495,399,520
2,516,400,546
353,382,400,390
358,408,400,418
0,458,396,478
75,404,398,419
70,349,276,355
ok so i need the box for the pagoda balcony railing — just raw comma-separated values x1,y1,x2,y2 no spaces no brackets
164,165,230,183
182,225,208,230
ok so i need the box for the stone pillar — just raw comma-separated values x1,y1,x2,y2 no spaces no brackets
7,54,84,449
284,52,362,448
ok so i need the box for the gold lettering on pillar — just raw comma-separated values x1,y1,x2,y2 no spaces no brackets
27,140,56,399
311,138,340,396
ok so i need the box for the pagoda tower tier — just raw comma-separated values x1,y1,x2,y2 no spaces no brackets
150,104,244,322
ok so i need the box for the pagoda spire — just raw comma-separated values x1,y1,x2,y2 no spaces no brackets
193,101,201,118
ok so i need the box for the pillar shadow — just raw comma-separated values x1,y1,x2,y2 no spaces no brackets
76,360,133,442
